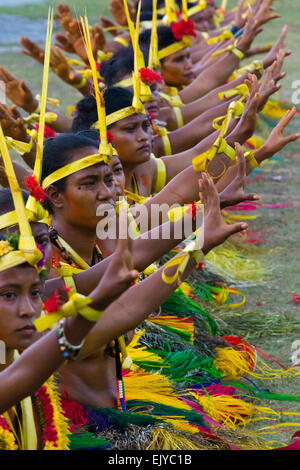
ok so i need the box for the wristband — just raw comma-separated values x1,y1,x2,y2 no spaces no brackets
234,28,244,38
34,292,105,332
56,319,85,360
162,237,205,285
230,25,239,35
245,151,259,169
73,76,88,89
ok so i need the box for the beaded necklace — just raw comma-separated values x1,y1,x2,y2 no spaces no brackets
49,226,127,413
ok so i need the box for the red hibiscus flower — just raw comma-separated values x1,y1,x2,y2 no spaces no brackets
171,19,196,40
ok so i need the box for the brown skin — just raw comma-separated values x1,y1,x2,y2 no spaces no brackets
57,173,248,409
0,230,140,421
104,73,260,201
109,114,154,197
109,155,126,199
46,146,116,266
160,48,194,88
0,266,42,356
0,265,44,447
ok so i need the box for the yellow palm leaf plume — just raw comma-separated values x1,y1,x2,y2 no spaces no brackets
26,8,53,219
165,0,178,24
32,8,53,185
122,0,136,45
182,0,188,21
80,15,111,157
148,0,160,70
0,125,41,267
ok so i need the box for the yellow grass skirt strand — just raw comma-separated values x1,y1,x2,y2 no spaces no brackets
123,370,192,412
147,428,202,450
122,370,203,434
126,329,166,371
190,392,279,431
205,246,269,284
213,346,256,380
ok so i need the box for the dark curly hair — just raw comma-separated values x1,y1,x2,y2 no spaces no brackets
71,87,135,133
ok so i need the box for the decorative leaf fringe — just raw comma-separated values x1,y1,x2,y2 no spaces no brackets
146,315,195,343
68,431,110,450
161,287,219,336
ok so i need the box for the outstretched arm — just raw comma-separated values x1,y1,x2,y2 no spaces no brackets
0,230,138,414
77,174,248,359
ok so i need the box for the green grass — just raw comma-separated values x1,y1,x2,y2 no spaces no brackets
0,0,110,20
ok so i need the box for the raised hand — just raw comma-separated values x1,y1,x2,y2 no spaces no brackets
55,3,73,32
0,67,38,113
263,25,291,68
50,46,82,86
219,143,260,209
20,36,45,64
237,8,260,54
91,24,106,55
258,61,281,111
233,0,248,30
0,103,28,141
262,108,300,158
109,0,135,26
199,172,248,255
88,211,139,310
254,0,281,28
99,16,122,37
64,20,106,63
55,32,76,54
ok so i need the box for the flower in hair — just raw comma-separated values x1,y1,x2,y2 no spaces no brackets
43,286,71,315
107,130,114,143
43,290,60,314
171,19,196,40
139,68,164,85
36,123,55,139
25,174,47,203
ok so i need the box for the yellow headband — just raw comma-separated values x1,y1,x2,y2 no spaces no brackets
42,153,112,190
0,206,50,231
158,35,192,60
115,77,134,88
148,0,160,70
187,0,207,17
26,8,53,218
41,16,115,192
0,125,42,270
106,103,147,127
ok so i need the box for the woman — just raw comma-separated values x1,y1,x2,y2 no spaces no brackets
72,82,259,200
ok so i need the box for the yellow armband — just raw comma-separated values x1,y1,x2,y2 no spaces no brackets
162,237,205,285
211,41,245,60
245,151,259,169
153,157,167,194
114,37,129,47
34,293,104,332
173,106,184,128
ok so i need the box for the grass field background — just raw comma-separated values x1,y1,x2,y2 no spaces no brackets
0,0,300,447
